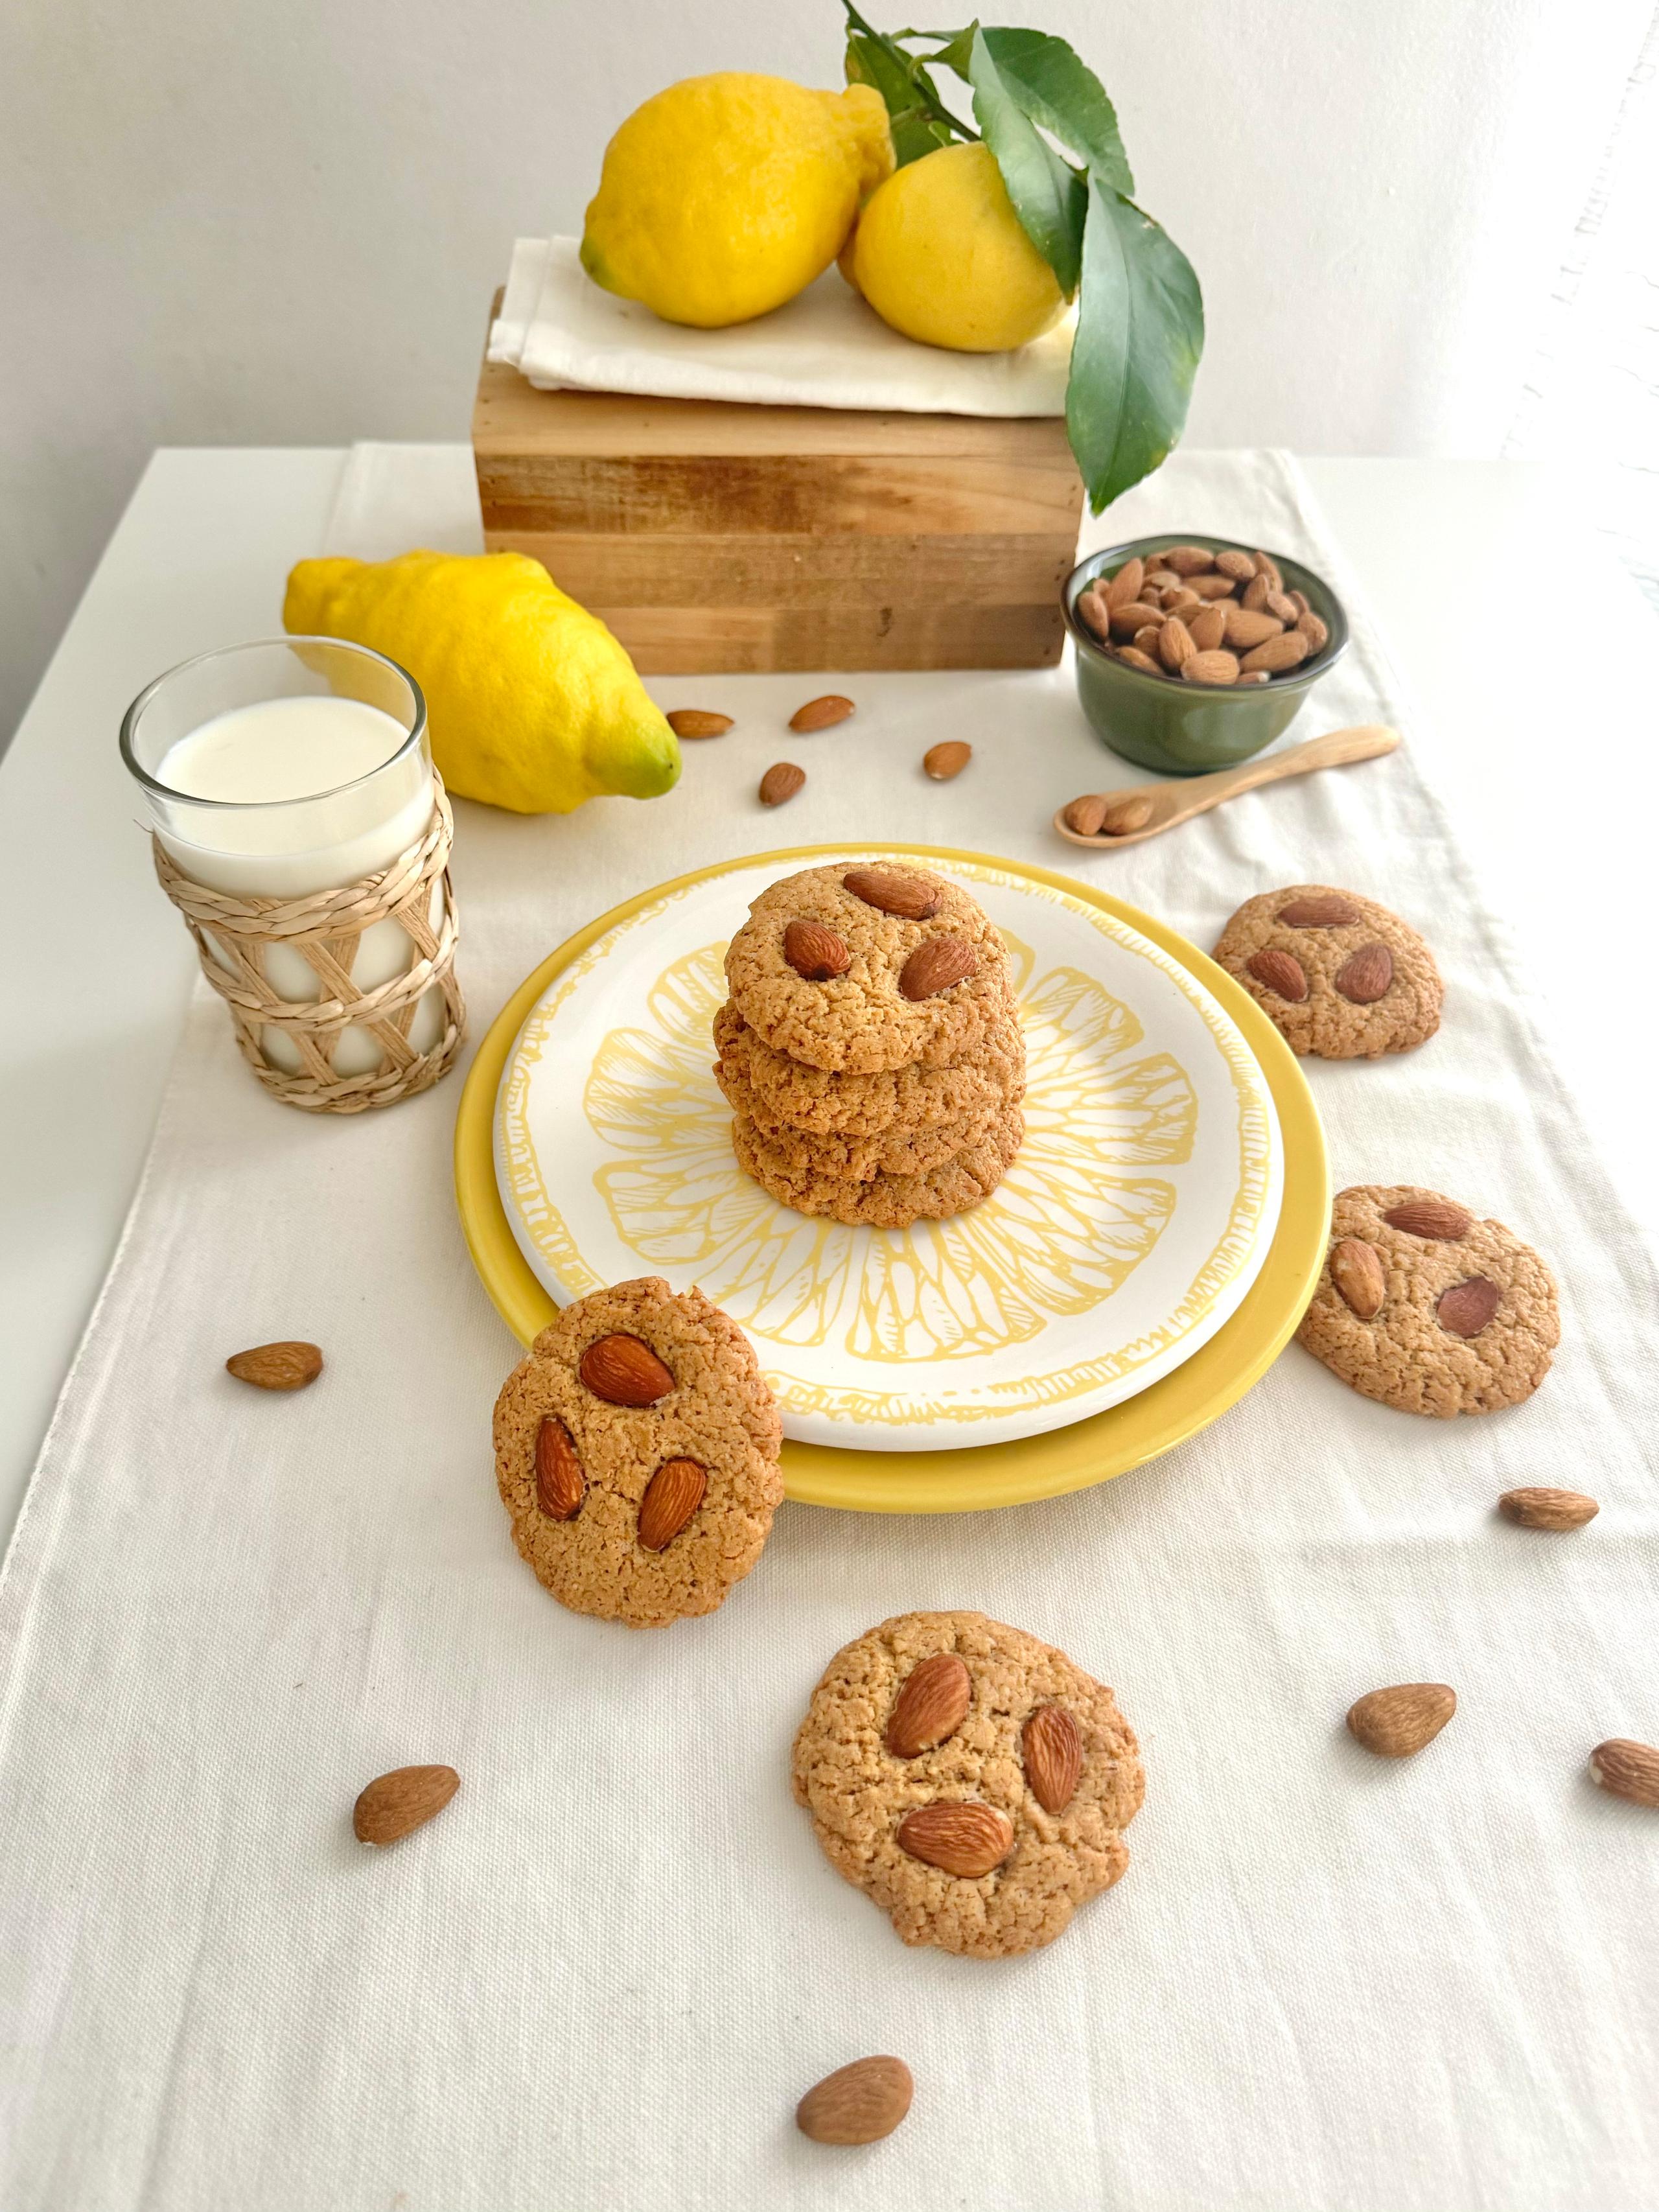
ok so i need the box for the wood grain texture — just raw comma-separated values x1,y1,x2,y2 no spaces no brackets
586,602,1067,673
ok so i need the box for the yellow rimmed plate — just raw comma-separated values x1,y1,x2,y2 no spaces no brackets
454,844,1328,1512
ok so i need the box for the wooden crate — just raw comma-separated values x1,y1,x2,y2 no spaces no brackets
472,339,1084,674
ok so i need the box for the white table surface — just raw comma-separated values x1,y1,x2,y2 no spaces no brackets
1,446,1654,1560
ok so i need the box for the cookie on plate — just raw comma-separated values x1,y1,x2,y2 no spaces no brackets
791,1610,1143,1959
719,1059,1013,1181
1296,1184,1559,1416
1212,883,1443,1058
712,1000,1027,1138
725,863,1012,1073
492,1277,783,1627
732,1103,1024,1229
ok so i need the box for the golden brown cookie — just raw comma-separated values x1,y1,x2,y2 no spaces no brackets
718,1050,1016,1180
732,1102,1023,1227
712,999,1027,1137
791,1610,1143,1959
1211,884,1443,1058
491,1277,783,1627
1296,1184,1559,1415
725,863,1012,1073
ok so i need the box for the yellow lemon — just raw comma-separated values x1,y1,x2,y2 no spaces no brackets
845,141,1067,353
283,551,680,815
581,72,893,328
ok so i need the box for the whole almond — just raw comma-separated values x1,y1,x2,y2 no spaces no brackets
1022,1705,1083,1813
1247,946,1308,1001
1064,795,1108,837
759,761,806,807
1438,1277,1501,1338
665,708,732,738
1330,1237,1386,1319
923,739,972,782
898,937,977,1001
1297,612,1330,653
1236,671,1270,684
1109,600,1165,638
896,1799,1014,1878
1589,1738,1659,1809
1241,572,1271,612
1100,795,1155,836
1382,1198,1472,1240
1240,631,1311,675
1144,568,1181,594
1215,548,1257,582
796,2056,914,2145
226,1340,323,1391
1277,893,1361,927
1103,555,1145,611
789,694,854,733
1498,1486,1599,1531
578,1332,675,1406
1132,624,1163,655
1182,649,1240,686
783,919,852,981
1161,545,1216,575
1188,572,1238,601
1290,588,1311,618
353,1764,459,1846
843,867,941,921
1347,1684,1456,1758
638,1456,706,1552
885,1653,972,1758
1222,605,1284,651
1334,942,1393,1003
1163,587,1202,617
535,1417,585,1520
1188,604,1227,653
1115,646,1163,675
1251,550,1283,588
1075,589,1111,640
1264,589,1301,626
1158,617,1196,671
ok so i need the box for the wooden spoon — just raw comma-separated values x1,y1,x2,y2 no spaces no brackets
1054,725,1400,849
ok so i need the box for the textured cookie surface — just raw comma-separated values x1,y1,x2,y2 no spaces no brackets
1211,883,1443,1058
492,1277,782,1627
733,1103,1023,1228
725,864,1012,1073
719,1049,1015,1180
791,1610,1143,1959
1296,1183,1559,1415
712,999,1027,1137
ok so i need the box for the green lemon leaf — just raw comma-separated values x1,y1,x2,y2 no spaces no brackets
1067,179,1204,514
846,29,958,165
977,27,1133,196
968,26,1085,296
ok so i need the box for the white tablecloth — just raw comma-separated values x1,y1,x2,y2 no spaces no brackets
1,448,1655,2212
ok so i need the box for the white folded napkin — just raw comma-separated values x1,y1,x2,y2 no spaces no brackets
487,235,1071,416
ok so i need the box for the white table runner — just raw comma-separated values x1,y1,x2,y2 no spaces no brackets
1,449,1654,2212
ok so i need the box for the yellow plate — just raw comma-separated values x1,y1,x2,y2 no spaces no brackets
454,844,1329,1513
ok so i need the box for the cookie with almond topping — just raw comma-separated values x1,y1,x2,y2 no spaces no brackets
732,1101,1023,1227
491,1276,782,1628
1296,1184,1558,1415
725,862,1012,1073
712,999,1027,1137
1212,883,1443,1058
791,1609,1143,1959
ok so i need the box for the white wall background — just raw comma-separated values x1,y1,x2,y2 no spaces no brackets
1,0,1649,747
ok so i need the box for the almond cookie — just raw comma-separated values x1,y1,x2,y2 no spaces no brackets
791,1610,1143,1959
1297,1184,1559,1415
491,1277,783,1628
712,999,1027,1137
725,863,1013,1073
732,1102,1023,1228
718,1054,1015,1181
1211,883,1443,1058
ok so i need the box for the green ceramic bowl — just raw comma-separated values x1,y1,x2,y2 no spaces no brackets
1064,534,1349,775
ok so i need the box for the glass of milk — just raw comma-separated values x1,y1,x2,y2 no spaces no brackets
121,638,450,1082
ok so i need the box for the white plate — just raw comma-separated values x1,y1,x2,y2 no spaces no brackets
495,851,1282,1450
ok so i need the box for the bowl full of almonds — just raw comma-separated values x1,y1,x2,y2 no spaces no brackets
1063,535,1349,775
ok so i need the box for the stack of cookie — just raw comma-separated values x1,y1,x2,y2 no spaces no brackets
715,862,1025,1228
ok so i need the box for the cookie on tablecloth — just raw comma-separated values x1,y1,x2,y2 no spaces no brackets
791,1610,1143,1959
492,1277,782,1627
712,1000,1027,1137
732,1102,1024,1229
1212,884,1442,1058
725,863,1012,1073
1296,1184,1558,1416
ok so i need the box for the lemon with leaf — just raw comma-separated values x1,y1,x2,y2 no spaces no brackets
581,72,894,328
